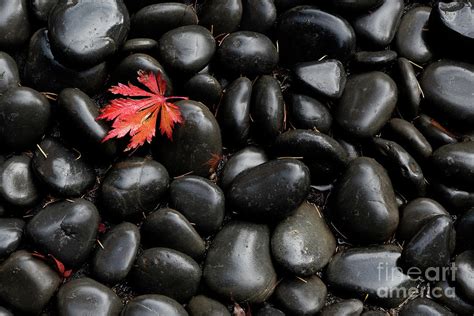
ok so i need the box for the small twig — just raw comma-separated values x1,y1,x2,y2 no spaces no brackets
296,276,308,283
416,80,425,98
71,148,82,160
408,59,423,70
66,199,75,203
318,55,328,62
36,144,48,158
277,156,304,160
97,239,104,249
173,170,194,179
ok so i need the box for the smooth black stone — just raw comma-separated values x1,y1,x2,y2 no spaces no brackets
101,157,169,219
430,181,474,213
92,222,140,284
170,176,225,235
0,52,19,93
337,137,361,161
24,29,108,95
371,138,426,198
431,141,474,190
277,6,355,63
395,6,432,64
199,0,243,35
274,130,349,184
0,218,24,258
329,0,382,13
0,155,40,208
251,75,284,141
353,50,398,67
132,247,201,302
0,251,61,314
398,198,449,242
121,38,158,56
58,88,117,158
187,295,230,316
331,157,399,243
293,59,346,99
456,208,474,252
32,138,95,197
142,208,205,259
218,77,252,146
183,74,222,108
48,0,130,67
396,57,421,119
217,31,278,77
402,215,455,272
335,72,397,138
362,312,388,316
415,115,458,150
399,297,454,316
131,3,197,40
31,0,58,22
273,0,309,12
289,94,332,133
0,0,30,49
383,118,433,161
240,0,276,34
433,280,474,315
0,86,51,151
220,146,268,190
352,0,404,47
326,246,416,307
319,299,364,316
112,53,172,92
274,275,327,315
227,159,310,221
429,2,474,61
26,199,100,267
122,295,188,316
256,305,285,316
124,0,186,12
420,60,474,128
154,100,222,177
203,222,277,303
455,250,474,302
271,202,336,276
0,307,12,316
57,278,123,316
159,25,215,75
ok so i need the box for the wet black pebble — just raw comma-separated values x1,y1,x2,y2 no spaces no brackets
288,94,332,133
456,208,474,252
30,0,58,23
319,299,364,316
183,74,222,109
0,0,30,49
0,52,19,93
170,175,225,235
399,297,454,316
101,157,169,219
199,0,243,35
415,114,458,150
92,222,140,284
240,0,276,34
57,277,123,316
122,294,188,316
26,199,100,267
432,280,474,315
0,218,24,258
121,38,158,56
187,295,230,316
352,50,398,68
396,57,421,119
455,250,474,302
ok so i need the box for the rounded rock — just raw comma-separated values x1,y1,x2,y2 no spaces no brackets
199,0,243,35
187,295,230,316
0,52,19,93
289,94,332,133
122,295,188,316
0,218,24,258
0,0,30,49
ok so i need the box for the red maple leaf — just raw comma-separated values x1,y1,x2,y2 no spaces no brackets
98,70,188,151
31,251,73,278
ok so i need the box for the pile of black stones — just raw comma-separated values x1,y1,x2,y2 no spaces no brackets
0,0,473,315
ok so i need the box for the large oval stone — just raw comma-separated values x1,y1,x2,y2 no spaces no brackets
199,0,242,35
0,0,30,49
48,0,130,67
277,6,355,63
227,159,310,221
335,72,397,138
271,202,336,276
330,157,399,243
154,100,222,177
203,221,277,303
431,141,474,189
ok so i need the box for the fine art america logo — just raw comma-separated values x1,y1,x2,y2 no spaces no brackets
377,262,457,298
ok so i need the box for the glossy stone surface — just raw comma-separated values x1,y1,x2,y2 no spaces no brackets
183,74,222,109
415,115,457,150
227,159,310,221
121,38,158,56
335,72,397,138
159,25,215,75
203,222,277,303
271,202,336,276
154,100,222,177
25,29,108,95
326,246,416,307
0,0,30,49
122,295,188,316
30,0,58,22
431,141,474,189
353,50,397,68
199,0,243,35
329,0,382,13
399,297,454,316
0,218,24,258
32,138,95,197
26,199,100,267
331,157,399,243
277,6,355,63
0,250,61,314
397,57,421,119
101,157,169,219
57,278,123,316
132,247,201,302
319,299,364,316
0,155,40,208
240,0,276,34
170,176,225,235
289,94,332,133
0,87,51,151
92,222,140,284
0,52,19,93
217,31,278,77
187,295,230,316
433,280,474,315
48,0,130,67
455,250,474,302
